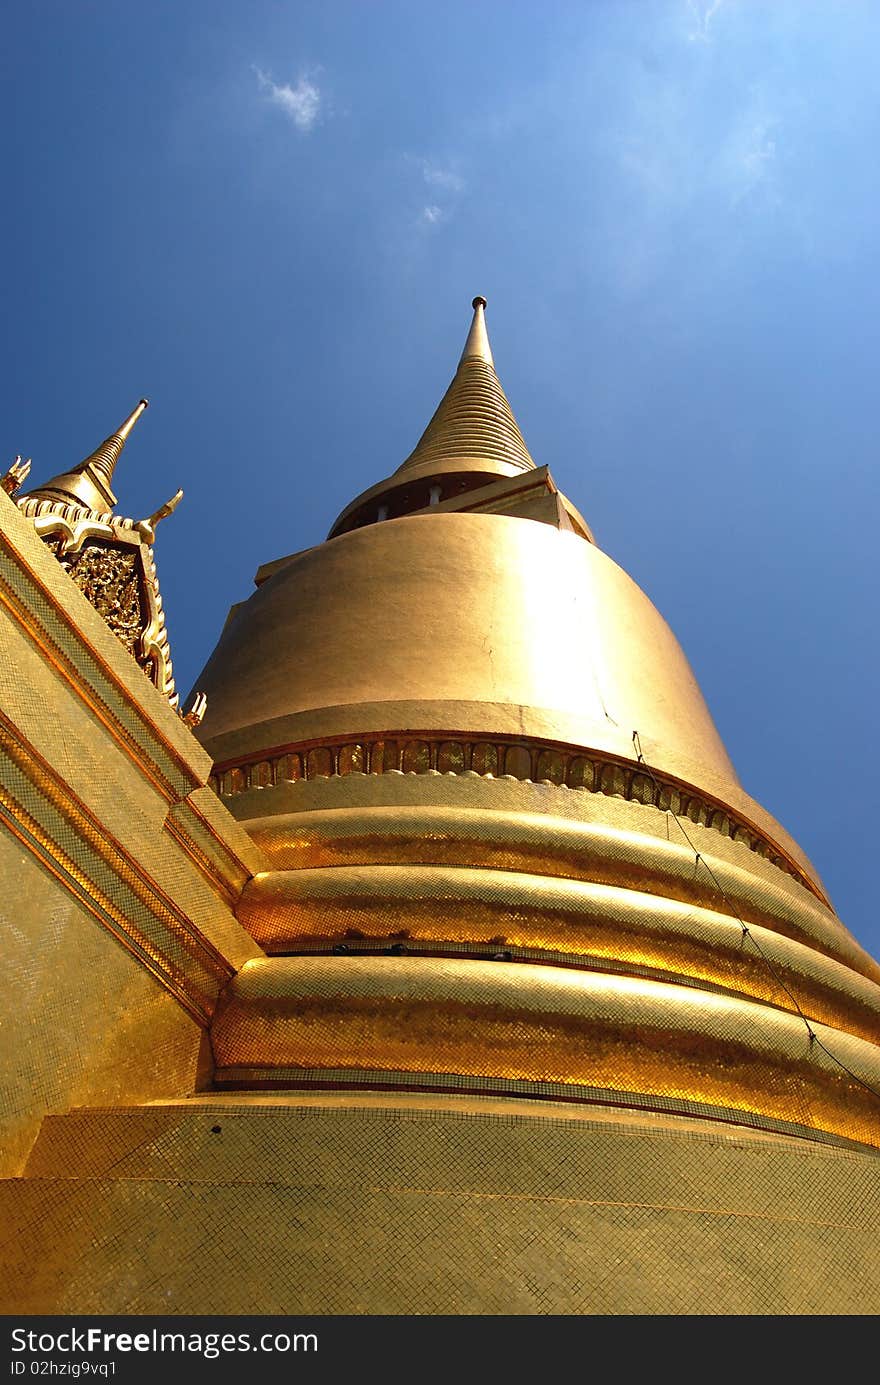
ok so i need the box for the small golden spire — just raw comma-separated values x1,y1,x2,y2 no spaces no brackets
459,296,494,367
395,296,534,478
80,398,150,488
24,398,150,513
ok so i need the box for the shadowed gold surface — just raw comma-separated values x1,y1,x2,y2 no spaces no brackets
0,832,207,1177
0,709,232,1021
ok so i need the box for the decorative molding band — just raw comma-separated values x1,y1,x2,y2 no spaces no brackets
0,710,233,1024
210,1065,877,1157
209,731,820,901
163,810,241,910
212,957,880,1148
164,795,259,908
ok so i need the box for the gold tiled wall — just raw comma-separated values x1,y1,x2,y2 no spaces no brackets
0,835,205,1175
3,1095,878,1314
0,494,266,1177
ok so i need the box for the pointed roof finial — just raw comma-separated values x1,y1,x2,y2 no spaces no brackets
394,295,534,479
25,398,150,513
460,296,494,367
80,398,149,488
327,297,538,537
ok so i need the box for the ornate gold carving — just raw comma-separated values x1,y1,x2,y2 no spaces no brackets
337,743,366,775
212,731,820,899
307,747,334,778
438,741,466,774
472,741,498,776
251,760,273,788
61,543,143,654
223,767,245,795
16,495,180,710
29,507,118,557
536,748,564,783
402,740,430,773
0,539,195,800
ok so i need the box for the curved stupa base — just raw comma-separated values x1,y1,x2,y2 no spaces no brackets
205,770,880,1154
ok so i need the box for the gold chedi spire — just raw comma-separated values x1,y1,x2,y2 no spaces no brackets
79,397,149,489
28,398,149,514
396,296,535,478
327,297,538,537
191,292,880,1162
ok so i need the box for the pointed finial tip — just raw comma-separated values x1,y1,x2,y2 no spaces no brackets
472,296,487,310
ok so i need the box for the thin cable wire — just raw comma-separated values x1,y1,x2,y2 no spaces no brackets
632,729,880,1105
630,738,825,1134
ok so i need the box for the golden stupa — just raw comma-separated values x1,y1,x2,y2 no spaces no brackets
1,299,878,1315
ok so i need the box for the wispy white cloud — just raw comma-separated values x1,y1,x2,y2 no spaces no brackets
405,156,465,231
419,160,465,194
255,67,321,131
686,0,724,43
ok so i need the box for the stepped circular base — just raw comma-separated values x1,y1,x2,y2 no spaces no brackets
4,1094,879,1314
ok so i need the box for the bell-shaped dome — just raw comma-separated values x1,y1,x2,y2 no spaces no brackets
190,298,880,1155
194,298,812,886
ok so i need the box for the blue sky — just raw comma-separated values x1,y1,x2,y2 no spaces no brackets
2,1,878,954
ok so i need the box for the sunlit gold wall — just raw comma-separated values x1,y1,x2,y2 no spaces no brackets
196,514,737,782
0,834,205,1176
0,493,265,1179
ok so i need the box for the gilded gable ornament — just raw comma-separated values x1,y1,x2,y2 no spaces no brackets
10,400,200,719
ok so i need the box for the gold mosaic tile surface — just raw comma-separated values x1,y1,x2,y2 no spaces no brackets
2,1097,878,1314
0,836,205,1177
